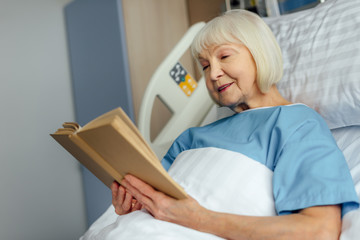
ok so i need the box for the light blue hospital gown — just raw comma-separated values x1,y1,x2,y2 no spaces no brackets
161,104,359,216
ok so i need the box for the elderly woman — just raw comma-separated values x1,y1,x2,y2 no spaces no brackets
111,10,358,240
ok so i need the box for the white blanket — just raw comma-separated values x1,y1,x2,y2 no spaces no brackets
81,147,276,239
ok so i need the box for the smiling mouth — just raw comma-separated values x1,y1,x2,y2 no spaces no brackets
218,82,234,92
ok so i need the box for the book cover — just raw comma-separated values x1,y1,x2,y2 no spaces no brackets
51,107,187,200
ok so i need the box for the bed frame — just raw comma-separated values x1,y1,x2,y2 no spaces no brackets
137,22,214,159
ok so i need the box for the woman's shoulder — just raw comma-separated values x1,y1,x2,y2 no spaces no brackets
276,104,332,138
278,103,325,122
235,103,323,124
280,103,315,112
240,103,330,135
194,104,324,131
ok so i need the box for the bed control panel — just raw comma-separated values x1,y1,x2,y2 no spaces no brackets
169,62,197,96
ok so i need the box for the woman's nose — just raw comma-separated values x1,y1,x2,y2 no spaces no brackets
210,62,224,81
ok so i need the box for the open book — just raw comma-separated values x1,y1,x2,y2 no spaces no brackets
51,107,187,200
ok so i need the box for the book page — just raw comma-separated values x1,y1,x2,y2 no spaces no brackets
81,108,159,163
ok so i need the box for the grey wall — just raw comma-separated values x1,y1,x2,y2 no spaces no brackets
0,0,87,239
65,0,134,226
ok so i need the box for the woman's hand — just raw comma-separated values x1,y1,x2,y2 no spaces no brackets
111,181,142,215
120,174,206,229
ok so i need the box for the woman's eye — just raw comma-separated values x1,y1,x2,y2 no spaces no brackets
202,65,209,71
221,55,229,59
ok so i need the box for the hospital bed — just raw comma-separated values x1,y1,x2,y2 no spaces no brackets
81,0,360,238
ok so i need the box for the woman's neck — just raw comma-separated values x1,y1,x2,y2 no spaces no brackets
232,85,291,113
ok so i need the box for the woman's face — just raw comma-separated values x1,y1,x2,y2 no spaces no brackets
199,43,260,112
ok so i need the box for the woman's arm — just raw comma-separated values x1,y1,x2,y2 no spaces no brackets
118,175,342,240
197,205,341,240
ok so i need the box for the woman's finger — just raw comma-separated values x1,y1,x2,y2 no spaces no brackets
122,189,133,212
111,181,121,207
132,200,143,211
121,177,155,211
111,181,119,199
124,175,161,199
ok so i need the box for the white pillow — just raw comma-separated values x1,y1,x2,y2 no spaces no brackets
332,126,360,173
264,0,360,129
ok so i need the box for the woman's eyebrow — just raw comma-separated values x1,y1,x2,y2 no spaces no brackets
197,54,209,62
197,44,234,60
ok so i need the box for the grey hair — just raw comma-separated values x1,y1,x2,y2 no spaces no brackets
191,9,283,93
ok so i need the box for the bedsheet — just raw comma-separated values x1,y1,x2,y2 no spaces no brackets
81,147,276,239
